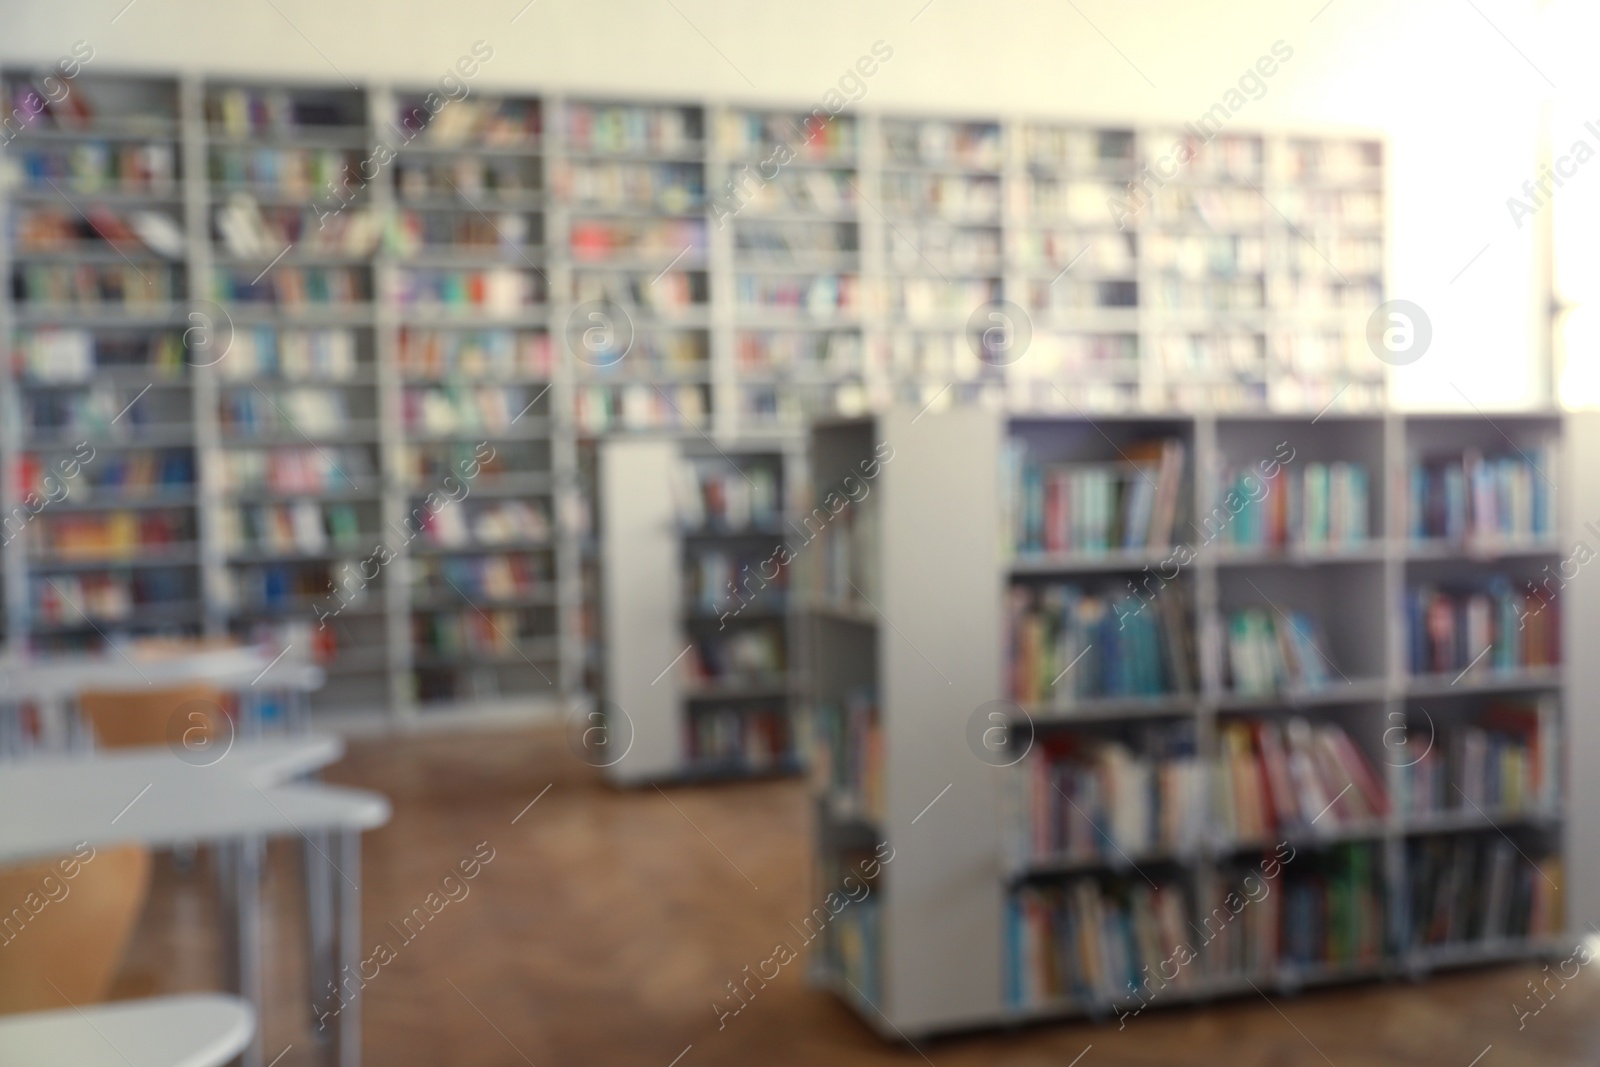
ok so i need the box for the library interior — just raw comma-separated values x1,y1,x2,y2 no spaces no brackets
3,0,1600,1064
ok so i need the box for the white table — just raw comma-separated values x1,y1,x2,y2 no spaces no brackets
0,749,389,1067
0,993,254,1067
0,646,326,754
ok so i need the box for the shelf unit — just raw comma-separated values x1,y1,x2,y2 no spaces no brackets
1,66,1389,729
594,435,800,783
799,407,1573,1037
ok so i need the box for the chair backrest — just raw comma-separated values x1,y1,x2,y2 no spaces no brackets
78,684,228,751
0,845,152,1014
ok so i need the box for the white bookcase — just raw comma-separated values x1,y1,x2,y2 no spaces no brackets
596,435,800,783
1,64,1390,732
800,407,1577,1037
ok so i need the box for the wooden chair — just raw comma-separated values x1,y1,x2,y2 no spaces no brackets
0,846,152,1014
78,683,229,753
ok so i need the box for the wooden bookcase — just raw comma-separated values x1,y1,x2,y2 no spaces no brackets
799,407,1574,1036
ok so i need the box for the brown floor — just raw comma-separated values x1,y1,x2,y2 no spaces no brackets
113,726,1600,1066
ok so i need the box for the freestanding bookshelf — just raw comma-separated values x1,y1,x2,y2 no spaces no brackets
596,435,800,783
800,406,1575,1036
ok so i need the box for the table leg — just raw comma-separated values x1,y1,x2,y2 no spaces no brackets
305,830,335,1040
336,828,362,1067
235,835,265,1067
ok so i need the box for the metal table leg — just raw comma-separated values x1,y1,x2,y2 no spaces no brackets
234,835,265,1067
305,829,335,1040
336,827,362,1067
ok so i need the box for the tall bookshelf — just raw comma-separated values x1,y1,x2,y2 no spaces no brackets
800,407,1571,1036
1,66,1394,730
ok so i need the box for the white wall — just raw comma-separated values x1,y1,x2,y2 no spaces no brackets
1,0,1566,409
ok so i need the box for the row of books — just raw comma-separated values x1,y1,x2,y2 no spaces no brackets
220,327,362,381
214,196,381,258
673,458,782,531
1406,835,1562,946
220,386,352,438
0,74,120,133
735,331,861,375
15,263,178,306
403,384,541,436
412,553,547,603
15,206,183,258
880,173,1000,219
15,329,186,382
1224,608,1336,694
209,147,357,194
212,266,366,306
1396,701,1557,816
1012,725,1205,861
1408,450,1556,541
1029,278,1137,313
885,225,1002,271
1224,462,1370,549
808,490,879,609
401,440,516,488
1007,583,1196,705
10,142,178,194
1011,230,1136,274
219,561,371,613
398,329,552,380
386,267,540,313
685,705,791,770
1003,437,1186,555
1205,845,1384,974
719,112,854,161
26,384,178,438
31,511,191,561
217,501,364,556
1406,581,1559,676
411,500,550,549
572,383,709,434
1146,232,1263,277
735,274,858,316
414,608,546,659
1007,879,1194,1007
397,98,539,147
685,547,787,617
735,221,859,259
729,169,856,216
31,572,191,626
883,120,1000,170
396,156,540,201
574,333,709,379
385,210,535,257
810,691,882,822
556,161,702,213
565,104,701,156
684,623,786,684
218,446,375,494
569,218,706,261
21,449,193,502
572,270,704,315
208,88,362,136
1022,128,1135,173
1216,718,1387,841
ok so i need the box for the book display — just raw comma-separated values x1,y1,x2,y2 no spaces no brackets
799,408,1568,1035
